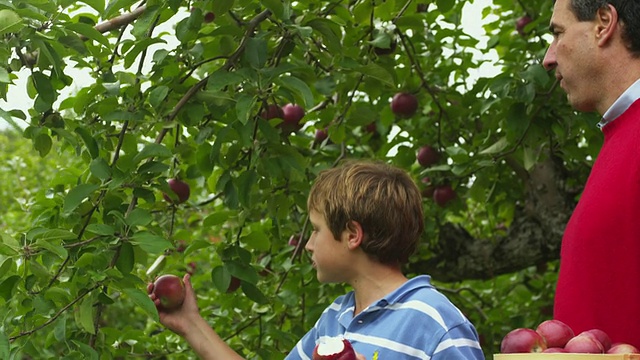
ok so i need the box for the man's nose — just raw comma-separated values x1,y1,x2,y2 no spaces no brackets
543,42,558,71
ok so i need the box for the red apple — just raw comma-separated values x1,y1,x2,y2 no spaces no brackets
280,103,305,133
315,128,328,143
175,240,187,253
261,104,284,120
204,11,215,23
536,319,574,348
516,15,532,36
313,337,357,360
416,145,440,167
163,178,190,204
564,332,605,353
152,274,186,311
226,276,241,293
500,328,547,353
288,234,300,247
607,343,640,354
433,185,456,207
543,347,569,353
390,92,418,118
585,329,612,351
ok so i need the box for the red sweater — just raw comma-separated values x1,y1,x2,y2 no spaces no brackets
554,99,640,347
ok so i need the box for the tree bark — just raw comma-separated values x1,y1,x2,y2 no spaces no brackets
409,155,581,282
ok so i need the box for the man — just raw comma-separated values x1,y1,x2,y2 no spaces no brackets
542,0,640,347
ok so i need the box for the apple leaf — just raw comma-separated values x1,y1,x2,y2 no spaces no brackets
63,183,100,214
71,340,99,360
129,232,172,254
148,85,169,109
0,9,23,35
125,208,153,227
89,158,112,181
235,93,256,125
115,242,135,275
64,22,111,48
479,136,509,155
132,143,173,165
35,239,68,259
241,282,269,304
75,297,95,334
277,76,315,109
211,265,232,293
356,63,395,87
122,288,159,322
0,331,9,360
85,224,115,236
0,275,20,300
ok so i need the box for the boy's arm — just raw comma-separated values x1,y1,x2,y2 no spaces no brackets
148,274,245,360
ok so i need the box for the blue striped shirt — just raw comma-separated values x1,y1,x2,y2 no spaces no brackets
285,275,484,360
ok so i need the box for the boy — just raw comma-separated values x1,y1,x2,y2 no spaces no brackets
149,160,484,359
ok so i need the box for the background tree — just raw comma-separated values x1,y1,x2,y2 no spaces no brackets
0,0,602,358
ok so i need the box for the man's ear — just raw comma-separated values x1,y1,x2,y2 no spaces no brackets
344,220,364,250
595,4,619,46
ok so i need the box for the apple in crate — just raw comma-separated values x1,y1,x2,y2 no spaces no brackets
500,328,547,353
607,343,640,354
536,319,574,348
564,331,605,353
313,337,357,360
585,329,612,351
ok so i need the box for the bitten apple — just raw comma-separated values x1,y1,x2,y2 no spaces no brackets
536,319,574,348
313,337,357,360
500,328,547,353
152,274,186,311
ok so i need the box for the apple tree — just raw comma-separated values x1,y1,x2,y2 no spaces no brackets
0,0,603,357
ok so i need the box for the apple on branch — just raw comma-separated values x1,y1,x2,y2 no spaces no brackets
416,145,440,167
390,92,418,118
280,103,306,133
163,178,190,204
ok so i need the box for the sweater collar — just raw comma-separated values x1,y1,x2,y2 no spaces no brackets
599,78,640,129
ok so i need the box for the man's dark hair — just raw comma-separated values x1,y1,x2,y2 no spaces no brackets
570,0,640,54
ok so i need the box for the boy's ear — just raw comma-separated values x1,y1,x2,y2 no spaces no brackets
344,220,364,250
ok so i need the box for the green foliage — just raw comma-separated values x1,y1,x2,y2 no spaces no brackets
0,0,603,358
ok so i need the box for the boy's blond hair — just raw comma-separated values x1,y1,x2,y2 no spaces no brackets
307,160,424,265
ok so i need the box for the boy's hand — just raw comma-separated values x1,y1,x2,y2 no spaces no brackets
147,273,201,337
355,353,366,360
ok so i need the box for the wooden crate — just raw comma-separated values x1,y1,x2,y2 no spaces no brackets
494,355,640,360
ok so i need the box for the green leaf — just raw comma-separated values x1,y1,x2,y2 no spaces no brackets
115,242,135,274
479,136,509,155
235,94,256,125
89,158,112,181
125,208,152,227
34,132,52,157
63,183,99,214
277,76,315,109
132,143,172,164
75,297,95,334
75,253,96,268
130,232,172,254
0,275,20,300
212,0,234,15
0,9,24,35
31,229,77,241
237,169,257,207
31,72,56,108
148,85,169,108
75,127,100,159
241,282,268,304
436,0,455,14
211,265,232,293
356,63,394,87
65,22,111,48
0,331,9,360
86,224,115,236
122,288,159,321
71,340,99,360
260,0,284,19
36,239,68,259
244,37,268,69
241,230,270,252
203,211,234,227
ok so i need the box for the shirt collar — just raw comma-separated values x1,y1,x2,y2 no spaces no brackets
599,78,640,129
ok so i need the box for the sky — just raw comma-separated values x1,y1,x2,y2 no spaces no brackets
0,0,499,130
